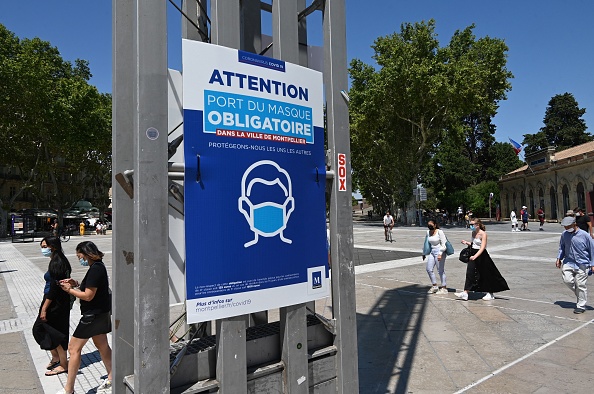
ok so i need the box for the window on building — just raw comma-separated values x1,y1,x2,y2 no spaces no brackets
9,186,16,198
529,190,535,216
562,185,570,214
506,194,510,216
550,187,557,220
539,188,544,210
521,191,525,208
513,192,517,210
577,182,585,209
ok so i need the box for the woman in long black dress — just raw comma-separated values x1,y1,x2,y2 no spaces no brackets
455,219,509,300
33,236,71,376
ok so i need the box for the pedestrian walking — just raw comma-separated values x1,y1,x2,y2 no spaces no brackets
537,207,545,231
32,236,71,377
510,208,519,232
521,206,530,231
422,220,448,294
574,207,593,238
57,241,112,394
383,211,394,242
455,219,510,301
555,216,594,314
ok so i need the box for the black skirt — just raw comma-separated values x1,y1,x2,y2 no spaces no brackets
464,249,510,293
73,312,111,339
32,297,70,351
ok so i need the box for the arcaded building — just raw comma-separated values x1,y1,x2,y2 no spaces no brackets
499,141,594,221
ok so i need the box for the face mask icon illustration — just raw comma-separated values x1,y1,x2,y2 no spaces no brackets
238,160,295,248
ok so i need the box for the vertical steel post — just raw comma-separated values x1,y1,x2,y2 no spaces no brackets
210,2,247,393
241,0,262,54
133,0,170,391
112,1,135,392
182,0,201,41
272,1,309,393
323,0,360,393
211,0,240,48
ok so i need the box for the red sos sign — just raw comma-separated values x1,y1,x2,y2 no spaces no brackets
337,153,347,192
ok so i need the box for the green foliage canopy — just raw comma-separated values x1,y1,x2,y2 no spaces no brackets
0,24,112,224
523,93,592,155
349,20,513,214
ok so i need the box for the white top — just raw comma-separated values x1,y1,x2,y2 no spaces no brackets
427,229,447,252
383,215,394,226
472,236,482,250
510,210,517,224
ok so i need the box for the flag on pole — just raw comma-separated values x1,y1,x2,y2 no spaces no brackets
508,138,522,155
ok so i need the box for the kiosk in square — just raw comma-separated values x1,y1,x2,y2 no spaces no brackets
183,40,329,323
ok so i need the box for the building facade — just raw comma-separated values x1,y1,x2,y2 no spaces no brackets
499,141,594,221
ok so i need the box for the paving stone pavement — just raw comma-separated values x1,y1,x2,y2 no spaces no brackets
0,235,112,394
1,222,594,393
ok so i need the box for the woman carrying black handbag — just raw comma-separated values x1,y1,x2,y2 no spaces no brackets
455,219,509,301
32,236,71,376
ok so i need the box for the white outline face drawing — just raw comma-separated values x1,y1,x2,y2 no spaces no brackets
238,160,295,248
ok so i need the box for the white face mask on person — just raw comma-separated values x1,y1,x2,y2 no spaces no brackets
565,227,576,233
41,248,52,257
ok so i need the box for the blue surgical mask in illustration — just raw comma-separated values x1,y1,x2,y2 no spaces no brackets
238,160,295,248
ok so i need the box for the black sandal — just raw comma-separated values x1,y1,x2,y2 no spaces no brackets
46,360,60,370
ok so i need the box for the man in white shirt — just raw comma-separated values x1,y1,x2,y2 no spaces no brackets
383,211,394,241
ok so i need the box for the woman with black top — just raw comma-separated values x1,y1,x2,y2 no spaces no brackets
32,236,71,376
57,241,112,394
455,219,509,301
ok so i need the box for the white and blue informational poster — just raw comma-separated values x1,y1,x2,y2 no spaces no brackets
182,40,329,323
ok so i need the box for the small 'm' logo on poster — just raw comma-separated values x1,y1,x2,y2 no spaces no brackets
311,271,322,289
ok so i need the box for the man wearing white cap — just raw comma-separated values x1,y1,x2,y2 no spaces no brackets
521,205,530,231
556,216,594,314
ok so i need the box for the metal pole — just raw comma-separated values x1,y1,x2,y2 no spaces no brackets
209,2,247,393
133,0,170,391
112,0,135,392
323,0,359,392
272,2,309,392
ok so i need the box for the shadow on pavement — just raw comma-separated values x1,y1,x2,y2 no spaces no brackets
357,284,427,394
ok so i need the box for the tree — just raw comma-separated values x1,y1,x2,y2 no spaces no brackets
0,24,112,235
523,93,592,155
349,20,513,211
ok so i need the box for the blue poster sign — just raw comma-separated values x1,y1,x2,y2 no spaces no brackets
182,40,329,323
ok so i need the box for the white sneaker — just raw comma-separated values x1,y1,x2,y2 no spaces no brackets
427,286,439,294
455,291,468,300
97,379,112,393
482,293,495,300
436,287,448,295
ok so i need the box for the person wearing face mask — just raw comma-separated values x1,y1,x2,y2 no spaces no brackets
57,241,112,394
422,220,448,294
32,236,72,376
455,219,509,301
555,216,594,314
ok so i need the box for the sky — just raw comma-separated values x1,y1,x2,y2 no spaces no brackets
1,0,593,146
